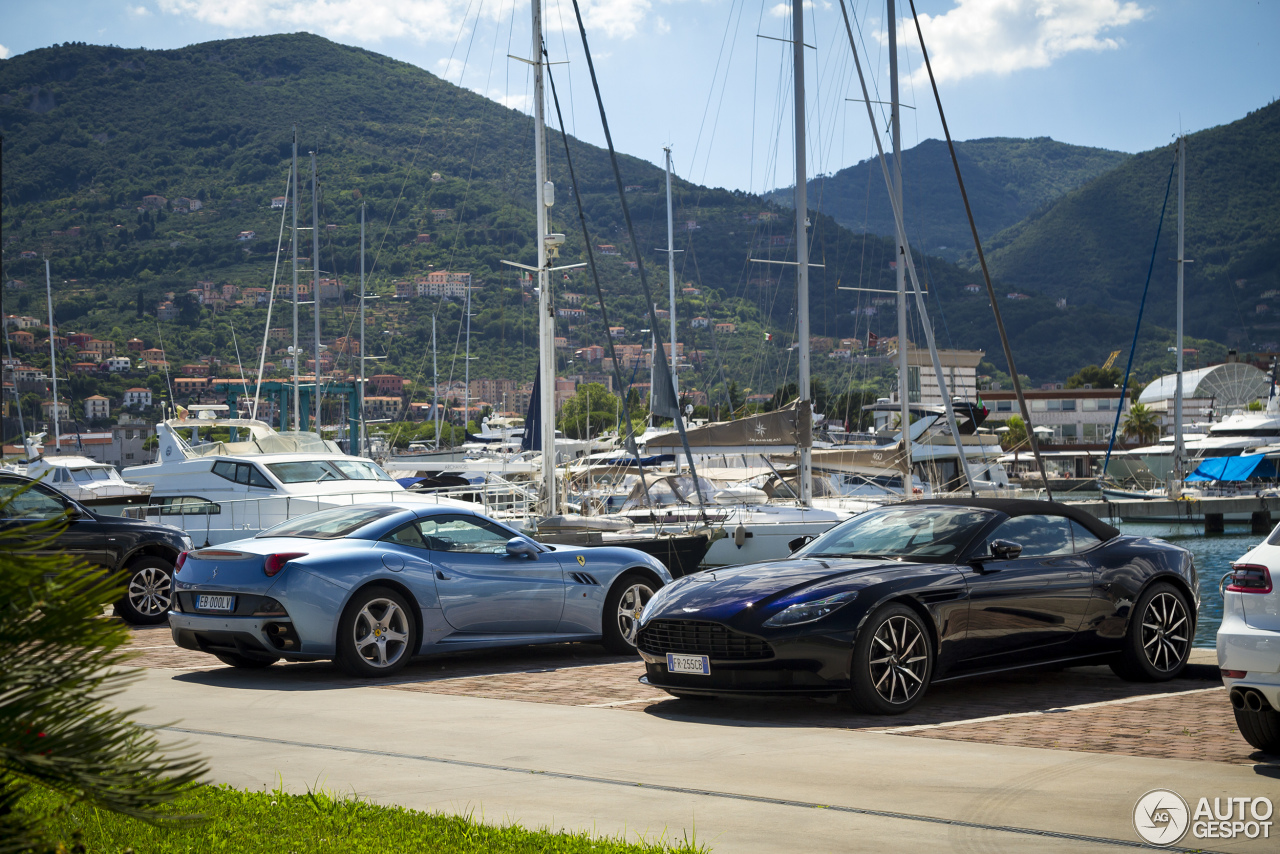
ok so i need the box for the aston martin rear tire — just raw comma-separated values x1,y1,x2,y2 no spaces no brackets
1110,582,1192,682
849,603,934,715
336,586,416,677
602,572,656,655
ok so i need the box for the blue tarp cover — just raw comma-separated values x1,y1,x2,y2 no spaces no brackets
1185,454,1278,482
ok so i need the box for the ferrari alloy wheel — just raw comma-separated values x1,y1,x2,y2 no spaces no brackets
602,573,656,654
1111,581,1192,682
337,586,415,677
850,603,934,715
115,558,174,626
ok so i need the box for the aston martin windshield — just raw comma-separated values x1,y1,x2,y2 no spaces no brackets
799,505,995,561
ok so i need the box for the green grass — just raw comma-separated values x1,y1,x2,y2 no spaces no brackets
20,783,707,854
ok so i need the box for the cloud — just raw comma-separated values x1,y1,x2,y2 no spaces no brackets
128,4,152,16
158,0,659,43
910,0,1147,84
0,44,10,60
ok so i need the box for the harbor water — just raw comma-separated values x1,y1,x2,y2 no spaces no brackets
1118,520,1261,649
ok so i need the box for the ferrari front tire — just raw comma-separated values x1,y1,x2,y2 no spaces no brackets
849,603,933,715
602,572,656,654
337,586,416,677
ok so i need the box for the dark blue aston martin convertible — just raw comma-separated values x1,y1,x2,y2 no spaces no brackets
636,498,1199,714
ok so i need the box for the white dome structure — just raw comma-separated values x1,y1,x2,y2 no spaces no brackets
1138,362,1270,411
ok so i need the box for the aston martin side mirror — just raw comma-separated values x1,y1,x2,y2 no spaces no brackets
505,537,540,559
990,539,1023,560
788,535,814,554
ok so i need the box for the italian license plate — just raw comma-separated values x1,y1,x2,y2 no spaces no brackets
197,594,235,612
666,653,710,675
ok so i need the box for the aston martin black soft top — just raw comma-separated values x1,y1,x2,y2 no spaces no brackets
893,497,1120,542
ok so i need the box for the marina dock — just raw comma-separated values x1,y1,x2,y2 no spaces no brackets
1069,494,1280,534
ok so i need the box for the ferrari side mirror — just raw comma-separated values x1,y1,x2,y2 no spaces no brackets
505,537,540,559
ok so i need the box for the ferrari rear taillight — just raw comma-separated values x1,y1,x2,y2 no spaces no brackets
174,551,188,573
1226,564,1273,594
264,552,307,577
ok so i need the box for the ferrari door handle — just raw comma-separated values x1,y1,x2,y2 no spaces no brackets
435,570,449,580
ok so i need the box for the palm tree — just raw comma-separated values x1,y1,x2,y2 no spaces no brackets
1121,402,1160,443
1,487,205,852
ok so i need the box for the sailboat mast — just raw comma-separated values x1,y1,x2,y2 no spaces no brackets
888,0,911,489
793,0,813,507
45,259,60,454
664,147,679,400
291,126,300,431
311,151,322,436
464,278,472,427
1173,135,1186,492
533,0,557,515
359,202,366,456
432,316,440,449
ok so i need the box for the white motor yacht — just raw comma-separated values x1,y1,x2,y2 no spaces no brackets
122,411,480,545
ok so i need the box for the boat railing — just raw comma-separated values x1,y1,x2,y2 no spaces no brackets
120,481,539,542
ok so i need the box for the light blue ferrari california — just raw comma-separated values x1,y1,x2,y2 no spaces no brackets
168,504,672,676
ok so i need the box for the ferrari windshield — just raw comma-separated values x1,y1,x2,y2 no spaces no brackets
799,505,995,561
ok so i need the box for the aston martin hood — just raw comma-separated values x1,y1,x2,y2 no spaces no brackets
645,558,893,623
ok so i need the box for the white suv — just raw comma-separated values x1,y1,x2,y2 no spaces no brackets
1218,531,1280,753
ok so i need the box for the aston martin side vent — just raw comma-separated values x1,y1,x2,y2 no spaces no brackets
568,572,600,585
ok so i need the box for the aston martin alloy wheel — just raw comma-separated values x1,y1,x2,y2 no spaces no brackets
1111,581,1193,682
337,586,415,677
602,573,656,654
115,557,174,626
850,603,934,715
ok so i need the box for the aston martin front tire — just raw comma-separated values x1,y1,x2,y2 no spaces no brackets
602,572,656,654
336,586,416,677
849,603,934,715
1110,582,1192,682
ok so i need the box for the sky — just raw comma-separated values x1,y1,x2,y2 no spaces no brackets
0,0,1276,195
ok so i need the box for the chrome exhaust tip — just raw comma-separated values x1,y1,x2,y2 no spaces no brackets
1231,687,1247,710
1245,689,1266,713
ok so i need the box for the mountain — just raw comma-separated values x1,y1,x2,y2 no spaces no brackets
984,101,1280,348
0,35,1240,421
767,138,1130,262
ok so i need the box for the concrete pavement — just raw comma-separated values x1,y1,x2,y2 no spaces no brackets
123,666,1280,853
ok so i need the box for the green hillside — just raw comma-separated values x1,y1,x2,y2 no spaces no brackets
0,35,1240,428
768,138,1129,262
984,101,1280,348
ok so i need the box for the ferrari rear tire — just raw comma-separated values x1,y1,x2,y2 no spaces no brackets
849,603,934,715
115,557,174,626
214,652,277,669
602,572,656,654
336,586,416,677
1110,582,1192,682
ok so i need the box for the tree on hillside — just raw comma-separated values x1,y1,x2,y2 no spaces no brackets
1066,364,1121,389
559,383,619,439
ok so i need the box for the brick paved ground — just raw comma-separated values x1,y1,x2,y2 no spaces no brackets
124,624,1279,767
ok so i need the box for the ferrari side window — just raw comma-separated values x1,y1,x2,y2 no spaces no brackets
988,515,1073,557
420,516,509,554
1069,520,1101,553
383,522,427,550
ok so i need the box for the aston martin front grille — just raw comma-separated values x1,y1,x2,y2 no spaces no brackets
637,619,774,661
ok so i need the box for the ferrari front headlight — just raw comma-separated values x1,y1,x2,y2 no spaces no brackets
763,591,858,627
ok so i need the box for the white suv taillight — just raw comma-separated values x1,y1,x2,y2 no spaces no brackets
1227,564,1273,594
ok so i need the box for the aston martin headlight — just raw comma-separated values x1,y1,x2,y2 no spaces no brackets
763,591,858,627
